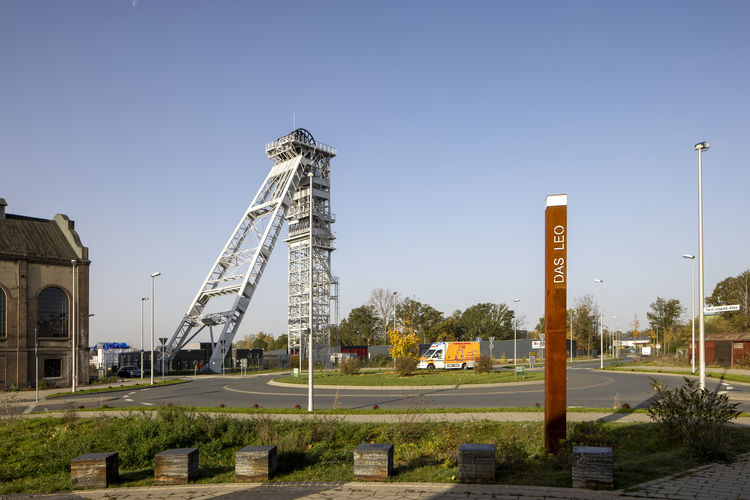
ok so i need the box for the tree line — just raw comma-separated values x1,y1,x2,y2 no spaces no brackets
234,268,749,353
336,288,517,346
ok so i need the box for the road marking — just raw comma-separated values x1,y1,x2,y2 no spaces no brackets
141,402,154,406
124,398,133,402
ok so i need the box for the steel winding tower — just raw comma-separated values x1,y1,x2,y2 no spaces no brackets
159,129,336,373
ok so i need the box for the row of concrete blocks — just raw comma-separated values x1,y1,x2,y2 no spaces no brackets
71,444,614,489
71,446,277,489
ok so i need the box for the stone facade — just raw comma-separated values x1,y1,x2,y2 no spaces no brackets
0,199,90,389
154,448,199,484
353,443,393,481
458,443,495,482
235,445,277,481
572,446,614,488
71,452,119,488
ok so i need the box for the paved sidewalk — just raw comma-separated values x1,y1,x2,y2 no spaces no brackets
4,454,750,500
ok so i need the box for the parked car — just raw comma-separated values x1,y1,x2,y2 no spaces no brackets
117,366,141,378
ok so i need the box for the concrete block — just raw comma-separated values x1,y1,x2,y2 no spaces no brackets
572,446,614,488
353,443,393,481
154,448,199,484
235,445,277,481
71,452,118,489
458,444,495,482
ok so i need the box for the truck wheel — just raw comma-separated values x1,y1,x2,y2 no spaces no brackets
461,363,467,370
427,364,435,370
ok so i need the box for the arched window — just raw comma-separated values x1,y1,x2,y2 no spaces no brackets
0,287,6,337
37,287,68,338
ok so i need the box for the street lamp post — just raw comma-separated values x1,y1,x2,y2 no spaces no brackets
612,316,617,359
159,337,167,380
695,141,709,389
513,299,520,367
220,339,226,376
308,172,314,412
71,259,77,392
595,279,604,369
683,254,696,373
140,297,148,380
150,272,161,385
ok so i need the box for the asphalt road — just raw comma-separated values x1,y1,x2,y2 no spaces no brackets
31,361,750,413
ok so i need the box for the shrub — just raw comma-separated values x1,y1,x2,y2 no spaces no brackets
339,356,360,375
475,355,493,374
394,357,417,376
648,377,741,459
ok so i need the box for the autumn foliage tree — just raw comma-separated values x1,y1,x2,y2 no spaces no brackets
389,320,419,375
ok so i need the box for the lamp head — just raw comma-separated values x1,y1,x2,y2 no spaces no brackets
682,254,695,259
141,297,149,301
514,298,520,303
151,272,161,278
594,278,603,283
694,142,709,151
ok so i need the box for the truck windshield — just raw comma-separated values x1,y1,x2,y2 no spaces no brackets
423,349,435,357
433,350,443,358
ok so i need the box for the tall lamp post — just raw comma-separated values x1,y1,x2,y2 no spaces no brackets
612,316,617,359
695,141,709,389
683,254,696,373
150,272,161,385
308,172,314,412
513,298,520,366
140,297,148,380
594,279,604,369
71,259,77,392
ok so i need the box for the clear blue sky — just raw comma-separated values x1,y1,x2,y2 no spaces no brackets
2,1,748,346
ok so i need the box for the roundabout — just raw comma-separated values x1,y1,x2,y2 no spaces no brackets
29,361,750,413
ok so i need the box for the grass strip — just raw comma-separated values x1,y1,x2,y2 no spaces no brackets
46,379,188,398
34,405,648,415
603,366,750,384
2,407,750,494
275,370,543,386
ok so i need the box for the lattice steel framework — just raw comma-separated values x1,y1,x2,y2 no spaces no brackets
159,129,336,373
285,162,336,361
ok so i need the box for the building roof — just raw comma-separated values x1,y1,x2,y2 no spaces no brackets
0,200,88,261
705,332,750,341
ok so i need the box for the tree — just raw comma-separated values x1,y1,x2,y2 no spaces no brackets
647,297,686,354
572,295,599,355
271,334,289,350
368,288,398,340
389,320,420,360
647,297,685,333
395,297,445,343
534,316,545,338
433,311,463,341
251,332,275,350
339,305,381,346
707,269,750,332
459,302,513,341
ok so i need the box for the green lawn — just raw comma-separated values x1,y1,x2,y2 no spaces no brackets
275,369,543,386
2,406,749,493
603,364,750,384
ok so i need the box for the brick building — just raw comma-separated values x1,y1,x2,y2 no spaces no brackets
0,198,90,389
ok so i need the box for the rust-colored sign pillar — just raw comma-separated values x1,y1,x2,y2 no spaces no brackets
544,194,567,453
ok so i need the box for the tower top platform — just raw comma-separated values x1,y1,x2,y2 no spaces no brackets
265,128,336,164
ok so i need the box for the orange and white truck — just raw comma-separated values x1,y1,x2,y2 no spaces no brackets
417,341,480,370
